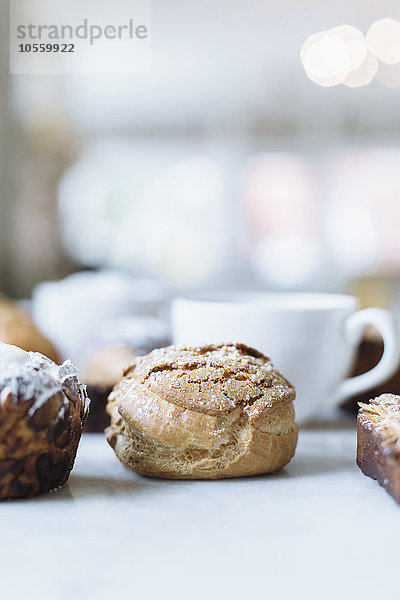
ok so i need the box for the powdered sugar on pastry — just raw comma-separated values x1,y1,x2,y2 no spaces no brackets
0,342,89,419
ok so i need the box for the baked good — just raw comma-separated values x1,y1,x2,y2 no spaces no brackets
0,296,60,363
82,316,170,432
106,343,298,479
357,394,400,504
0,342,89,500
82,347,136,433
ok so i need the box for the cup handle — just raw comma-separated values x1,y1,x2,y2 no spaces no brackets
335,308,400,403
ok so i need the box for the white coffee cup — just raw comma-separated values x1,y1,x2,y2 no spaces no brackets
171,292,400,423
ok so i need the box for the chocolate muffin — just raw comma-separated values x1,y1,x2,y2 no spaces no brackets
0,342,89,500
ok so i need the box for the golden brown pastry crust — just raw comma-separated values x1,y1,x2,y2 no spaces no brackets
0,353,89,499
0,296,60,363
106,343,298,479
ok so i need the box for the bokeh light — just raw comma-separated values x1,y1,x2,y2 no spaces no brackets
366,18,400,65
301,25,369,87
301,31,349,86
343,49,378,88
330,25,367,70
301,20,400,87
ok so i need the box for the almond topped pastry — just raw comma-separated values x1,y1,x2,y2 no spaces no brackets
357,394,400,504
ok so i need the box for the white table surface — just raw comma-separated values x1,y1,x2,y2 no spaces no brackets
1,423,399,600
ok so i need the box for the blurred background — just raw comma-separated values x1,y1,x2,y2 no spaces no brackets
2,0,400,308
